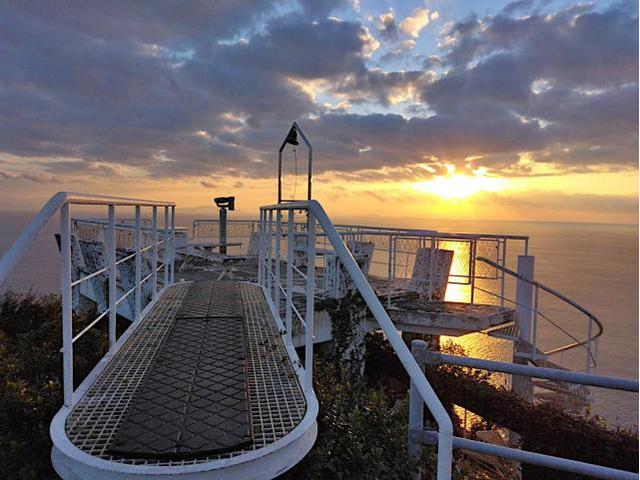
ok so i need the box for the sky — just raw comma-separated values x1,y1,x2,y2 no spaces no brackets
0,0,638,225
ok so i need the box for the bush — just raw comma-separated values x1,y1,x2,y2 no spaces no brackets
0,291,108,479
281,362,431,480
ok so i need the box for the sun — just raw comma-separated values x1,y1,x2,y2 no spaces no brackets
413,172,506,200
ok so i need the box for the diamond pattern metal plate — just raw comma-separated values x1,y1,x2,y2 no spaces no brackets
177,281,242,319
110,282,251,459
65,282,306,467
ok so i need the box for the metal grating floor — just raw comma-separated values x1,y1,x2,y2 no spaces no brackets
65,282,307,466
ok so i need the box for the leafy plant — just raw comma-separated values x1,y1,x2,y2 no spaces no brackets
0,291,108,479
281,362,431,480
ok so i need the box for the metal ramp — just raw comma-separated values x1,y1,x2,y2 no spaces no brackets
110,282,251,459
51,281,318,479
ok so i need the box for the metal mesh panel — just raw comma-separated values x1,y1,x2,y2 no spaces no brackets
65,282,306,466
474,239,500,279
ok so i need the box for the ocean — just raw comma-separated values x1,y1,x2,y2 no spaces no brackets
0,209,637,427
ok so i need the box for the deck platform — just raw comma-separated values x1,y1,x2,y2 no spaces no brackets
56,281,313,477
387,296,515,336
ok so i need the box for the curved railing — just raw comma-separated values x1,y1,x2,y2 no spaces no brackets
476,256,603,372
258,200,454,479
0,192,176,407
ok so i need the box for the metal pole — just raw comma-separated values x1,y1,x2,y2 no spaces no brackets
307,146,313,200
500,240,507,307
409,340,427,480
286,210,294,341
267,210,273,300
219,207,227,255
278,150,283,204
587,317,593,373
258,210,265,286
421,432,638,480
164,207,169,287
428,352,639,392
470,240,476,304
387,234,393,308
170,206,175,283
513,255,535,399
151,207,158,300
135,206,142,321
533,285,539,352
108,205,117,350
275,211,282,313
305,210,316,392
60,203,74,407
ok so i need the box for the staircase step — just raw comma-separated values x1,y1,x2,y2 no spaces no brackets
485,322,520,340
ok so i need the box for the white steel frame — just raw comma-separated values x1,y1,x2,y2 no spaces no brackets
198,216,600,373
258,200,454,478
408,341,639,480
0,192,176,408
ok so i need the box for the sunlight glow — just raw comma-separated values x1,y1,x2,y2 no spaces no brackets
413,172,506,199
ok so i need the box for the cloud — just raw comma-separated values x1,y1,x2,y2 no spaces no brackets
0,0,636,190
399,8,437,39
377,10,399,40
200,180,217,188
413,1,638,174
330,69,433,105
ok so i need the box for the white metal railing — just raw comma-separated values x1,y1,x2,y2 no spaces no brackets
334,227,528,306
258,200,454,478
192,218,529,306
408,342,639,480
477,256,603,373
0,192,176,408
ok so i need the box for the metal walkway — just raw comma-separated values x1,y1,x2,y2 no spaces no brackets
65,281,306,467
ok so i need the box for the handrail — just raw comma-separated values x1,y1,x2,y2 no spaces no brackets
0,192,176,410
191,217,530,242
260,200,453,479
476,256,604,354
409,346,639,480
0,192,175,286
474,285,589,356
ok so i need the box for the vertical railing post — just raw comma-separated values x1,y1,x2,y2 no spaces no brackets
387,234,393,308
513,255,535,400
500,240,507,307
304,209,316,392
266,210,273,301
275,210,282,314
532,285,539,354
408,339,427,480
170,206,175,284
134,206,142,321
469,240,476,304
586,317,593,373
286,210,294,341
108,205,117,351
258,210,265,286
164,207,169,287
151,207,158,300
60,203,74,407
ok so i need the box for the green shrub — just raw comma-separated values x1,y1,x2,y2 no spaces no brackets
281,362,432,479
0,291,107,479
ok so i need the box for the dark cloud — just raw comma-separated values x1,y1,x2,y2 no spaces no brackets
502,0,535,16
377,10,399,40
0,1,636,185
413,1,638,173
331,69,432,106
